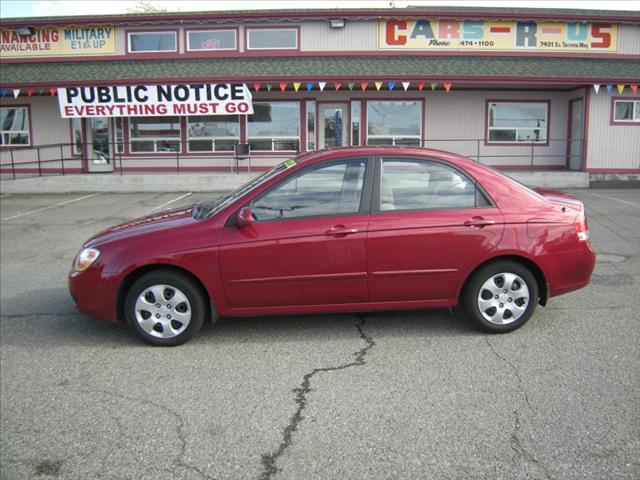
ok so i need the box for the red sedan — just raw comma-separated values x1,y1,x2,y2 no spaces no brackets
69,147,595,346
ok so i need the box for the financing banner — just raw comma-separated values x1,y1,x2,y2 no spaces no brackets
58,84,254,118
0,26,116,57
379,20,618,52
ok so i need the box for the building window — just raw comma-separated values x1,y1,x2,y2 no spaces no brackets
187,29,237,51
1,106,30,146
187,115,239,152
247,102,300,151
613,100,640,124
487,101,549,143
306,101,316,151
351,101,361,146
367,101,421,146
128,31,177,53
129,117,181,153
247,28,298,50
71,118,83,154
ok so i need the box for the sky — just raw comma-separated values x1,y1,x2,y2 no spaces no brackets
1,0,639,18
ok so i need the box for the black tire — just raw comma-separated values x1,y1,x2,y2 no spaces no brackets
462,261,539,333
124,270,206,346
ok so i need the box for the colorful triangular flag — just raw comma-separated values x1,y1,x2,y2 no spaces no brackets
593,84,600,94
27,88,34,97
254,83,261,92
431,83,438,90
306,82,314,91
347,82,354,91
606,84,613,93
13,89,20,98
293,82,301,92
360,82,368,91
266,83,273,92
402,81,410,91
443,83,452,93
387,81,396,91
37,88,45,95
616,84,625,94
318,81,326,92
375,81,383,91
279,82,287,92
631,84,638,94
0,89,7,97
334,82,342,91
49,87,57,96
416,81,425,91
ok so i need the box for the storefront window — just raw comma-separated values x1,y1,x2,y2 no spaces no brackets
0,106,30,146
71,118,83,154
613,100,640,123
128,31,177,53
351,101,361,146
247,102,300,151
129,117,181,153
187,115,239,152
306,101,316,151
247,28,297,50
487,101,548,143
367,101,421,146
187,30,237,51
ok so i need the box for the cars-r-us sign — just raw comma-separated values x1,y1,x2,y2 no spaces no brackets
378,20,618,52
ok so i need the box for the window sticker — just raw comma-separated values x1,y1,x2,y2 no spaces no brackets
284,158,297,168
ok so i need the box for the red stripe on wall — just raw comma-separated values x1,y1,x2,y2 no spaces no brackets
489,27,511,33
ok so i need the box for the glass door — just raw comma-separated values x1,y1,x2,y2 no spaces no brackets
568,99,584,171
318,104,348,149
86,117,114,172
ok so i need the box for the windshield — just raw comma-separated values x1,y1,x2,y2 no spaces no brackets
193,161,290,219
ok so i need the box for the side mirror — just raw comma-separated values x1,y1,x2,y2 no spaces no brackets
237,207,255,228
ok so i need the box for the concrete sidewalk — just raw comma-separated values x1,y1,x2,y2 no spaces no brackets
0,170,590,194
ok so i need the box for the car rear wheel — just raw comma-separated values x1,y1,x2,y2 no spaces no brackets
462,261,539,333
124,270,206,346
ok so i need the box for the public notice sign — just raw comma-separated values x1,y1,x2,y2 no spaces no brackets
58,83,254,118
378,20,618,52
0,26,116,57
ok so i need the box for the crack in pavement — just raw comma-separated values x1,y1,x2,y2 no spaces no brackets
258,316,375,480
73,388,216,480
485,338,552,480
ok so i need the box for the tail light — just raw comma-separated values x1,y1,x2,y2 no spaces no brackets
575,210,589,242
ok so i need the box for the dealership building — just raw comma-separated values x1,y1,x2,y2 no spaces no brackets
0,6,639,180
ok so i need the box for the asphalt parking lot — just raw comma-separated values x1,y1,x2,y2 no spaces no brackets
1,189,639,480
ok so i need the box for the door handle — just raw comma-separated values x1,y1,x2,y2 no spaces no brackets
325,225,359,237
464,217,496,228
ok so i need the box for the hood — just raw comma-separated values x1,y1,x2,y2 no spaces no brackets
85,206,196,247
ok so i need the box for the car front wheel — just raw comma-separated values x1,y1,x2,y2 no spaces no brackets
462,261,539,333
124,270,206,346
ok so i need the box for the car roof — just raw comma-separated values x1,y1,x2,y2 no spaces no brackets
295,146,478,168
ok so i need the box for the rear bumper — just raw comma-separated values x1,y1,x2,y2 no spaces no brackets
544,242,596,298
68,267,119,324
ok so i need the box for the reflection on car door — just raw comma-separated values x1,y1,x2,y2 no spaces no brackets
367,157,504,302
220,158,372,309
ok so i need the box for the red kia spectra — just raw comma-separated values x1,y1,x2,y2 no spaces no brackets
69,147,595,346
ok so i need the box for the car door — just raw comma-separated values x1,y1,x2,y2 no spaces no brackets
367,156,504,302
219,157,372,309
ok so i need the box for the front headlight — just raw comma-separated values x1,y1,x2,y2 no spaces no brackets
74,248,100,272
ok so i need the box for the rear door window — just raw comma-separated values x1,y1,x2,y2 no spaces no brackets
379,158,479,211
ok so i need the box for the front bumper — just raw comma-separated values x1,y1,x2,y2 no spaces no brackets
68,267,119,324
